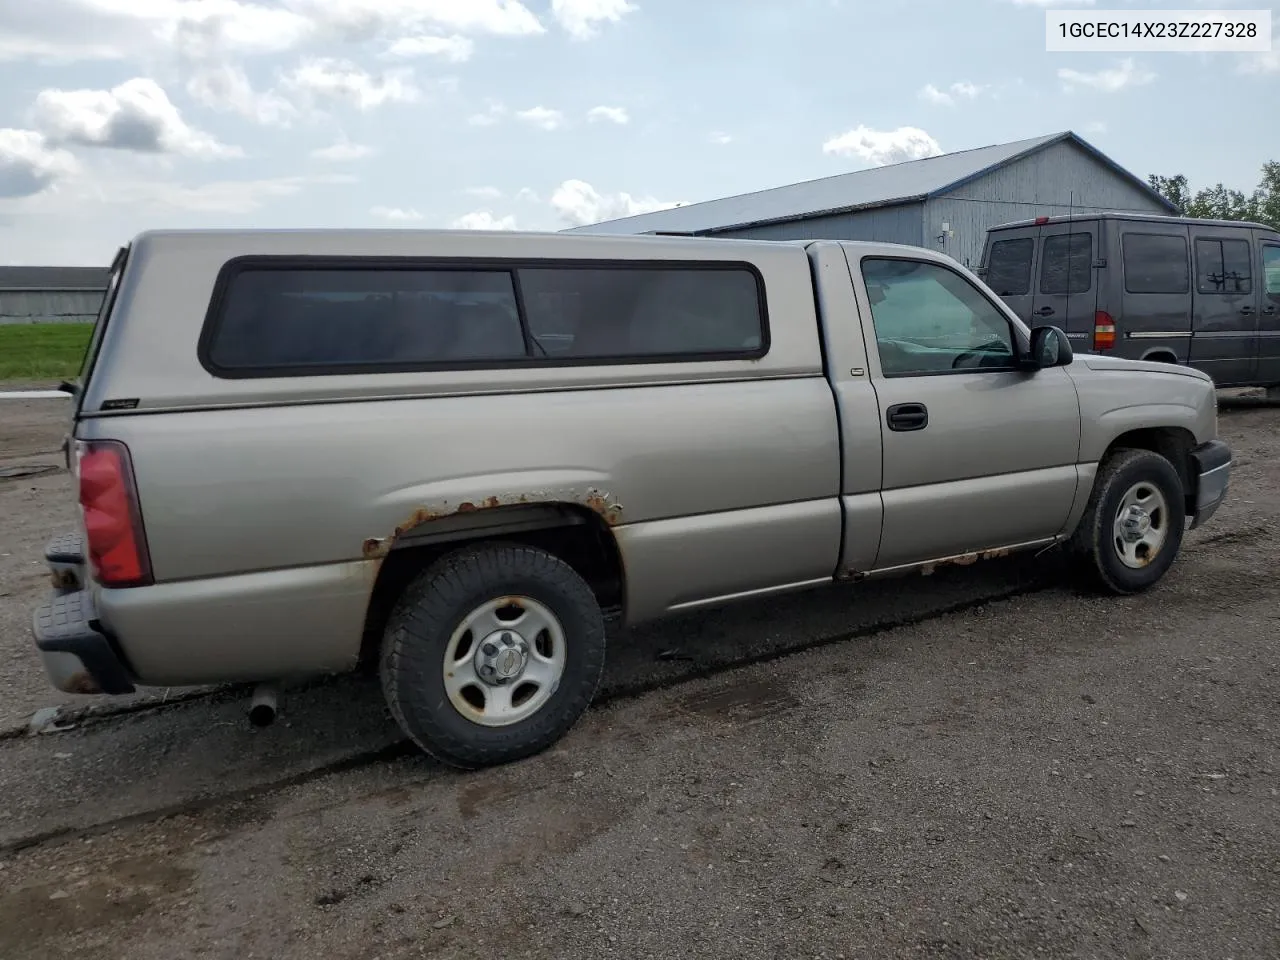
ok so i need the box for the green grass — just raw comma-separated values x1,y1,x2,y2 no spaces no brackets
0,322,94,383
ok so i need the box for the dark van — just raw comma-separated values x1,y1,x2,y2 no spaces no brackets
978,212,1280,391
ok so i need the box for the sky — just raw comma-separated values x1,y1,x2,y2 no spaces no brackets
0,0,1276,265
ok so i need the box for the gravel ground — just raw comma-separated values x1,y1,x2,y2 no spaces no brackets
0,394,1277,960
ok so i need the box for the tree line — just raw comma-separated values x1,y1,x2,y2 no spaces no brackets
1147,162,1279,227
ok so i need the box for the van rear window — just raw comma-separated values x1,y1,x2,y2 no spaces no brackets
199,259,768,376
984,238,1033,296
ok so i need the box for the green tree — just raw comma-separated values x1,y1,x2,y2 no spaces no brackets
1147,174,1191,215
1147,163,1277,227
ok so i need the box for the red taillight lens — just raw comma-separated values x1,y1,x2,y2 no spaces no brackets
77,440,152,588
1093,311,1116,351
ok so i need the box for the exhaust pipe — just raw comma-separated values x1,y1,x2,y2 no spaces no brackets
248,683,279,727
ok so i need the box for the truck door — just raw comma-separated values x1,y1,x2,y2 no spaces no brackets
1188,225,1258,385
1255,232,1280,386
981,230,1038,324
845,247,1081,571
1031,220,1099,352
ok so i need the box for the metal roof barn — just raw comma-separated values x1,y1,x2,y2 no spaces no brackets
0,266,110,325
564,131,1177,269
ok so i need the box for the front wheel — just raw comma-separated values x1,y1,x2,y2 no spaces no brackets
380,542,606,769
1070,448,1187,595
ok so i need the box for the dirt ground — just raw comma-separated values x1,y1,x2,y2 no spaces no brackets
1,393,1277,960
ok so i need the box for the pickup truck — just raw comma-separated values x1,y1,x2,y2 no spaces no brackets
33,229,1232,769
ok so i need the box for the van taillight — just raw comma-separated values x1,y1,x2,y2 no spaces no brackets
76,440,152,588
1093,311,1116,351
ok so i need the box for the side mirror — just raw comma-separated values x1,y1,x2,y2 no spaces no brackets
1026,325,1073,369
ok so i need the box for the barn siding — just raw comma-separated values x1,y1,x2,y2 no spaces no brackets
924,139,1169,267
714,202,925,246
0,291,104,325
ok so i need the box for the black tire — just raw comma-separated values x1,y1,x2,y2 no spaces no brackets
1069,448,1186,595
380,542,606,769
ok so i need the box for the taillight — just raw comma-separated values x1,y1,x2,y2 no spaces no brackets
76,440,152,588
1093,311,1116,351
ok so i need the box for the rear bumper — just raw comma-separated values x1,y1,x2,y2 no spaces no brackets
31,531,136,695
1189,440,1232,530
33,586,136,696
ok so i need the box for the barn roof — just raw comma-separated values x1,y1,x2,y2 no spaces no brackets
564,130,1178,236
0,266,111,292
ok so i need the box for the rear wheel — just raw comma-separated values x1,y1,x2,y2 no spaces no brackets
1070,448,1186,595
380,542,606,769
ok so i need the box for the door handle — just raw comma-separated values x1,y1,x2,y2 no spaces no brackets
886,402,929,432
1264,306,1278,315
1240,305,1255,315
1036,306,1055,317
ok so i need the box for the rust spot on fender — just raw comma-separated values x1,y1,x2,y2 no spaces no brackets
363,487,624,560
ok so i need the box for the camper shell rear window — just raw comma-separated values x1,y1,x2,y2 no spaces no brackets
198,256,770,378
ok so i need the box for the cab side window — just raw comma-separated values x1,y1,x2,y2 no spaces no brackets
860,257,1016,377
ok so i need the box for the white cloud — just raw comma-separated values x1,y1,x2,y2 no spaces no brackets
516,187,540,202
1239,30,1278,74
1082,120,1108,134
464,185,503,198
516,106,565,131
0,0,545,67
311,140,375,160
452,210,517,230
0,34,123,63
160,1,315,60
287,0,544,40
468,101,506,126
32,77,242,158
282,58,419,110
1005,0,1094,5
550,178,683,227
371,205,424,221
186,63,297,125
708,131,732,145
587,105,629,125
0,129,79,198
919,81,985,106
822,125,942,166
551,0,637,39
1058,58,1156,92
384,34,474,61
105,173,355,214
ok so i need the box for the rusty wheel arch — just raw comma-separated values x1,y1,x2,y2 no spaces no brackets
356,497,626,674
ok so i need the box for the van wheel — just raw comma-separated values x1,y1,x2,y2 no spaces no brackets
379,542,606,769
1069,448,1186,595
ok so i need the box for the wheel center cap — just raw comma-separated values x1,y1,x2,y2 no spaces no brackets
1120,506,1151,542
475,631,529,686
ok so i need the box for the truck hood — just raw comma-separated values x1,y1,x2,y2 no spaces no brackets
1079,354,1213,383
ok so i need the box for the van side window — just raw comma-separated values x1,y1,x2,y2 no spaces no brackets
861,257,1015,377
985,238,1033,296
1122,233,1190,294
1265,246,1280,295
1040,233,1092,295
200,260,768,375
1195,238,1253,295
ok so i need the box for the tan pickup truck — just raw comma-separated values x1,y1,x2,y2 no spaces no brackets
33,229,1231,769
